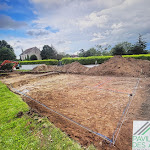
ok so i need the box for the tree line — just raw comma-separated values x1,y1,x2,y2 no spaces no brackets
0,34,149,62
79,34,148,57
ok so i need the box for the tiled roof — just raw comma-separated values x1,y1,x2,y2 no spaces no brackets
20,47,40,55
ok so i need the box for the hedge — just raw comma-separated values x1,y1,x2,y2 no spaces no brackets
61,56,112,65
61,54,150,65
122,54,150,61
2,54,149,66
19,59,58,65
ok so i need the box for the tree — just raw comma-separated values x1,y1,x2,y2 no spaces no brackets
79,48,101,57
85,48,98,57
128,34,147,54
41,45,57,59
30,55,37,60
0,40,13,51
119,42,132,53
0,47,16,61
111,44,126,55
96,44,111,56
111,42,133,55
0,40,16,61
78,49,85,57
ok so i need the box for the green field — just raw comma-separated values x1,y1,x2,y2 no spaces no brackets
0,82,96,150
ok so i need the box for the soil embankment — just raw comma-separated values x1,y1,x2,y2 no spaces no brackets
32,56,150,77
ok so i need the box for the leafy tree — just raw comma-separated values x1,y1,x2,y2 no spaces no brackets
119,42,132,53
41,45,57,59
111,44,126,55
78,49,85,57
128,34,147,54
85,48,98,57
0,40,13,51
0,47,16,61
96,44,111,56
30,55,37,60
111,42,133,55
0,40,16,61
79,48,101,57
64,54,70,57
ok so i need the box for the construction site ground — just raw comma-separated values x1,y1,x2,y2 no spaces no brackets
1,72,150,150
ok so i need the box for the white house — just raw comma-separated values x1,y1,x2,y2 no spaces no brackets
20,47,41,60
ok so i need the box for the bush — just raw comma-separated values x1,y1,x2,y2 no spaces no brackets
61,54,150,65
61,56,112,65
19,59,58,65
19,54,150,66
123,54,150,61
0,63,13,70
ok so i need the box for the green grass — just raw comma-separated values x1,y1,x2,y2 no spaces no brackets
0,82,92,150
16,69,31,72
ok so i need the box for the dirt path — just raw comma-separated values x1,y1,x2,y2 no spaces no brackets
1,74,150,149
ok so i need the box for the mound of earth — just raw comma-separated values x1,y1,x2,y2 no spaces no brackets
32,64,48,72
61,61,89,74
32,64,59,72
32,57,150,77
86,56,150,77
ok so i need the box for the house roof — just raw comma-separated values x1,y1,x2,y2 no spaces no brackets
20,47,40,55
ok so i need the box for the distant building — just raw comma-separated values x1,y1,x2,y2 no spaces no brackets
70,54,78,58
20,47,41,60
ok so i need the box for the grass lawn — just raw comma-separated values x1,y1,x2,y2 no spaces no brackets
0,82,95,150
16,69,31,72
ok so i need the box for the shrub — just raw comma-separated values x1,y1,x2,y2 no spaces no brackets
123,54,150,61
0,63,13,70
61,56,112,65
61,54,150,65
19,59,58,65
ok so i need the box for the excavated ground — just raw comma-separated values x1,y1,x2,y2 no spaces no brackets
1,73,150,150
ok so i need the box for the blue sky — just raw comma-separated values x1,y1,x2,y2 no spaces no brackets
0,0,150,58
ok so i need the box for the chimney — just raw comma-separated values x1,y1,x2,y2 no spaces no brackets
22,49,23,53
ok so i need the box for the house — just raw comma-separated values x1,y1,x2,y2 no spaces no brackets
20,47,41,60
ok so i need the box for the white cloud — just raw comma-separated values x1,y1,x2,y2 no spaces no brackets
78,13,109,30
2,0,150,57
90,33,106,42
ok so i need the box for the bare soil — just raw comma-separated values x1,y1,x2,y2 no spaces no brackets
1,73,150,150
86,56,150,77
32,56,150,77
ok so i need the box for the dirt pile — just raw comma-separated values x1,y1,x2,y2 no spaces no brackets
32,64,49,72
32,62,88,74
86,56,150,77
60,61,89,74
32,57,150,77
32,64,58,72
